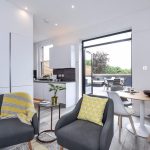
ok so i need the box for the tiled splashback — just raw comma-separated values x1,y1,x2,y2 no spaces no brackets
53,68,75,81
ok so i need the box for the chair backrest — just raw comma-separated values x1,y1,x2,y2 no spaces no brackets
107,91,129,116
111,85,123,91
0,94,4,113
113,78,121,85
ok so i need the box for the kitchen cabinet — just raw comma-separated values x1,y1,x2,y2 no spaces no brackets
11,33,33,87
50,45,75,69
0,32,33,96
0,32,10,89
0,88,10,94
11,86,33,97
34,81,76,107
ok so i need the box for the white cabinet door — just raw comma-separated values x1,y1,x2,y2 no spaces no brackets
43,83,51,101
34,82,44,99
0,32,10,90
57,89,66,104
12,86,33,97
0,88,10,94
66,82,76,107
50,45,75,68
11,33,33,86
33,82,66,104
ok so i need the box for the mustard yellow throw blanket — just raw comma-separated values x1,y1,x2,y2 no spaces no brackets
0,92,36,125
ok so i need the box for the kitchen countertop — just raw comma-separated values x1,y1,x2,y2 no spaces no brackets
34,79,75,84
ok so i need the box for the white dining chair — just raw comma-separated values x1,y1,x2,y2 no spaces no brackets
110,85,132,107
107,91,137,142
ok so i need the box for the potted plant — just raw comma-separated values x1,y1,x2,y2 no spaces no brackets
49,83,66,105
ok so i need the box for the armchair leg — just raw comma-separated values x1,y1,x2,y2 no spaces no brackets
120,116,122,128
60,145,63,150
28,141,32,150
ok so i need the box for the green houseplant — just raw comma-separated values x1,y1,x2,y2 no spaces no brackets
49,83,66,105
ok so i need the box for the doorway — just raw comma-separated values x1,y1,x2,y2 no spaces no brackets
82,30,132,95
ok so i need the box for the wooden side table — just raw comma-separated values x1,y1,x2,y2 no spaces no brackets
36,101,61,143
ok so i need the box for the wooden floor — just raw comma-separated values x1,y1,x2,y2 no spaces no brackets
39,106,150,150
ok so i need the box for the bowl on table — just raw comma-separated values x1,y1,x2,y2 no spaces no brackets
143,90,150,96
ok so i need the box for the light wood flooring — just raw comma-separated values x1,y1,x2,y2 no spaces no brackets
38,106,150,150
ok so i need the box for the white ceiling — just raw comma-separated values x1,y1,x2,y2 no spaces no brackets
7,0,150,42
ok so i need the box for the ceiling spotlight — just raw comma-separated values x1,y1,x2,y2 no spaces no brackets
24,7,28,10
54,23,58,26
43,18,49,24
71,5,75,9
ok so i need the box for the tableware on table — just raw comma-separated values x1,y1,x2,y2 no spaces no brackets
143,90,150,96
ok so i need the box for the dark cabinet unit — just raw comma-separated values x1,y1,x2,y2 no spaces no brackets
53,68,75,81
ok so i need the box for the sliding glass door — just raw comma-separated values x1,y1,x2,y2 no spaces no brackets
84,49,93,94
82,30,132,95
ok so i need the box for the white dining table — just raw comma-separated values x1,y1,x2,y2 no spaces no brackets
117,91,150,138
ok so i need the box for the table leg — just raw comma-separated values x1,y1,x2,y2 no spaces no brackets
127,101,150,137
38,104,40,135
59,104,61,119
51,107,53,130
36,105,56,143
140,101,145,128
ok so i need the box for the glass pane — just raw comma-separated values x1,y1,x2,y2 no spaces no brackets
42,61,53,76
85,50,92,94
42,44,53,77
86,41,131,73
84,31,131,47
43,44,53,61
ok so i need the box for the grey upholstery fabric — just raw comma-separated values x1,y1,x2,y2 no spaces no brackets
0,94,38,148
0,94,3,113
0,118,34,148
32,113,39,134
55,95,114,150
56,120,102,150
55,98,82,131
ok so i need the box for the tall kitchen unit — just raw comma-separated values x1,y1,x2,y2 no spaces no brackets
0,32,10,93
0,32,33,96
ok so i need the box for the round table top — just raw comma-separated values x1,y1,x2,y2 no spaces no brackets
117,91,150,101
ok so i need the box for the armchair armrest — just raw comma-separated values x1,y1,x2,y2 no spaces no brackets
55,99,82,132
31,113,39,135
100,99,114,150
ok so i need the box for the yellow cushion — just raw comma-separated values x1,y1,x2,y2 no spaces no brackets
77,94,108,126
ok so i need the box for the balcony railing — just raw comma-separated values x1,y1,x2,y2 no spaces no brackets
86,74,132,87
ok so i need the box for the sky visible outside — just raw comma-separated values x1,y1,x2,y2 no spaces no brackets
43,44,53,61
85,31,131,69
86,40,131,69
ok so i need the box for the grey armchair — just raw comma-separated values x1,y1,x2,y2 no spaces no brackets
0,94,39,149
55,95,114,150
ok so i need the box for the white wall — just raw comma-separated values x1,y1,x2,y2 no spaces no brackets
0,0,33,95
0,0,33,37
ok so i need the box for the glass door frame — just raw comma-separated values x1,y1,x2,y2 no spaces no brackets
83,50,93,94
82,29,132,95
